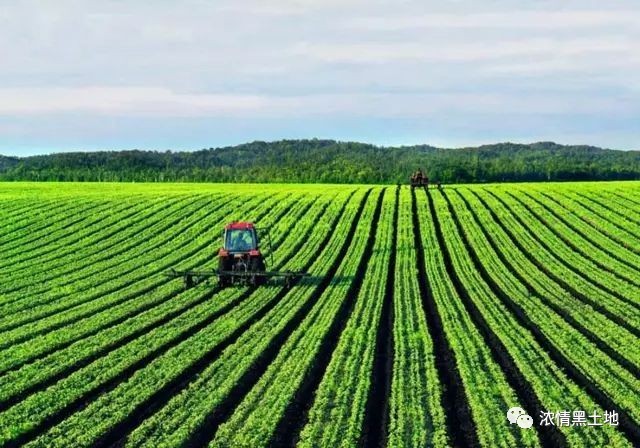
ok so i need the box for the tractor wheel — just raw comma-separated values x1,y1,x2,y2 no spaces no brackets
218,275,231,287
218,255,233,271
250,257,267,286
184,274,194,290
218,255,233,287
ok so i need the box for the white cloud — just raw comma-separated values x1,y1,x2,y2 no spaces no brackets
0,87,631,119
291,37,634,63
344,10,640,30
0,0,638,153
0,87,268,116
483,55,640,76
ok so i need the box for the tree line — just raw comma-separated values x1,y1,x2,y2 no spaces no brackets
1,139,639,184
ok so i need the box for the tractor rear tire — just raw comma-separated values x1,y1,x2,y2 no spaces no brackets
184,274,194,290
219,275,231,287
218,255,233,287
251,257,267,286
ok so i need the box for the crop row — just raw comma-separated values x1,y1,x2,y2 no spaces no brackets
0,195,218,306
559,190,640,249
297,188,396,447
0,198,62,227
431,188,634,446
386,188,447,447
0,194,206,294
512,188,640,283
0,195,329,395
601,190,640,219
121,188,368,447
0,197,98,244
477,189,640,321
456,189,640,367
20,188,366,447
448,190,640,422
1,193,211,280
0,193,273,344
1,182,638,447
414,188,540,448
0,192,307,374
0,188,351,446
0,196,155,270
210,189,383,447
0,199,121,258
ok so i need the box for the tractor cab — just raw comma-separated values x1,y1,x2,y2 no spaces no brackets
223,222,259,253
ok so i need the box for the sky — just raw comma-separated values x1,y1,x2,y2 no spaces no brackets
0,0,639,156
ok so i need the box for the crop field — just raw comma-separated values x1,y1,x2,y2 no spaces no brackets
0,181,638,448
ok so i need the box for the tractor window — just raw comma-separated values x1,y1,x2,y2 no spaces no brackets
226,229,256,251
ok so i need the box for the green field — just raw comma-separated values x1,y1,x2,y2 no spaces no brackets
0,181,638,447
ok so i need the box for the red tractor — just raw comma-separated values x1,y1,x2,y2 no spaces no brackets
410,169,429,190
217,221,266,286
165,221,307,289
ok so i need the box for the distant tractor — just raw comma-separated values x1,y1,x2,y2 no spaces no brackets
410,168,429,189
165,221,308,289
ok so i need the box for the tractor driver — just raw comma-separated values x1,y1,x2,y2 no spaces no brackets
230,230,254,251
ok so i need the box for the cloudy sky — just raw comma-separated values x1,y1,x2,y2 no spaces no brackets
1,0,639,155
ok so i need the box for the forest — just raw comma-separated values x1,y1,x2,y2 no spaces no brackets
1,139,639,183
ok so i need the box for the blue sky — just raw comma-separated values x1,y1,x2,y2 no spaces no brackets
1,0,638,156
